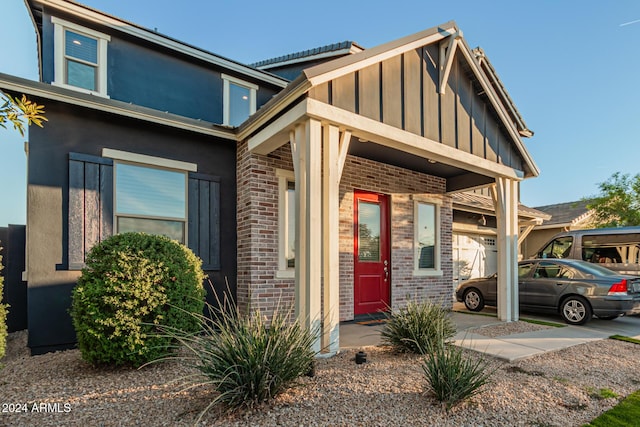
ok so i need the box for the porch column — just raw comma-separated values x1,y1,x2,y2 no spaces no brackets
322,125,351,354
293,119,322,352
491,177,519,322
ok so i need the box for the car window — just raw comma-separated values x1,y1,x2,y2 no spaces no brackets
540,236,573,259
571,260,621,277
533,262,563,279
518,263,534,279
558,266,577,279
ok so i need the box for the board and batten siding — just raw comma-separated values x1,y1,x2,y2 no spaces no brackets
307,46,525,172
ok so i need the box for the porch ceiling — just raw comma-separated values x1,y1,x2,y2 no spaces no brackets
348,138,495,192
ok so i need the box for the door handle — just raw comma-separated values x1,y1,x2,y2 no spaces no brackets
384,266,389,282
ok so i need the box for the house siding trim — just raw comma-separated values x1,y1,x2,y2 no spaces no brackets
0,73,236,140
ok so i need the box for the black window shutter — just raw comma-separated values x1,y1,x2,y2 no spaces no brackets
68,153,113,270
188,173,220,270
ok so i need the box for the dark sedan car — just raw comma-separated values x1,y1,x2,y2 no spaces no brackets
455,259,640,325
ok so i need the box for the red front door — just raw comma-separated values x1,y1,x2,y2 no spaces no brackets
354,190,390,315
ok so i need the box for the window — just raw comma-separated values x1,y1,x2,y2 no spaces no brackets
69,151,224,271
105,149,196,244
518,262,534,279
52,17,110,97
539,236,573,259
358,201,381,262
276,169,295,278
414,199,442,276
222,73,257,127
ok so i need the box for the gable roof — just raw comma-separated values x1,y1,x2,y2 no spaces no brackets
26,0,288,88
240,21,538,179
473,47,533,138
453,192,551,221
534,200,594,228
252,41,364,70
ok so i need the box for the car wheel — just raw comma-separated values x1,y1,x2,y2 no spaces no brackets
560,296,592,325
463,288,485,312
597,315,619,320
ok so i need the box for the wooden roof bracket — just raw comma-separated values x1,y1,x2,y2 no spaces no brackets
438,32,462,94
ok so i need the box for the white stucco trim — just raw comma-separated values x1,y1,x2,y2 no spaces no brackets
102,148,197,171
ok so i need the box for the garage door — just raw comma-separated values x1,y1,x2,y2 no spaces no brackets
453,233,497,286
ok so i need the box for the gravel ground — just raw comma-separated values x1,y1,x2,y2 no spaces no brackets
2,326,639,427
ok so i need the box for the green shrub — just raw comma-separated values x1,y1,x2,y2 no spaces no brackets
422,343,492,410
71,232,205,366
381,299,456,354
159,296,317,418
0,248,7,360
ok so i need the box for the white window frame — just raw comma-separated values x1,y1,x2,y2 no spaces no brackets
52,16,110,98
103,148,197,244
413,196,443,277
276,168,295,278
222,73,257,127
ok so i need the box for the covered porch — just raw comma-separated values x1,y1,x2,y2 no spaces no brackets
237,22,539,355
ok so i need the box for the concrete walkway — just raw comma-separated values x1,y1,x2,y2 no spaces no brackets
452,320,610,362
339,308,640,362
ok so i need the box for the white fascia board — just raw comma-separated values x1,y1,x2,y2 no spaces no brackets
304,24,457,87
34,0,288,88
237,78,312,141
247,99,308,154
455,39,540,177
305,99,524,181
0,74,235,140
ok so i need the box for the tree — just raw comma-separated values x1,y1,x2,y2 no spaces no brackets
585,172,640,228
0,93,47,137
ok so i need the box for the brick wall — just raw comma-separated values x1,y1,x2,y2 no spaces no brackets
237,139,453,322
339,157,452,320
237,140,295,316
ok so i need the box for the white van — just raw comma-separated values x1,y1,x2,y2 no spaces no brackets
537,227,640,276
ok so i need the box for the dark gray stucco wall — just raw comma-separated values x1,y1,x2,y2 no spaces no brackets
38,8,280,125
26,99,238,354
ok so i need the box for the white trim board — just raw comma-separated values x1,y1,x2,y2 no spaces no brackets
103,148,198,171
0,74,235,140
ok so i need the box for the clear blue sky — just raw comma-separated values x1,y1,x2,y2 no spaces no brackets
2,0,640,226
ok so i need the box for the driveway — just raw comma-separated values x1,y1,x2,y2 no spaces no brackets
453,302,640,339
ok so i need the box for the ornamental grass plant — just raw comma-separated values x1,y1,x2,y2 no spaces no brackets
380,299,456,354
421,340,493,411
156,290,318,420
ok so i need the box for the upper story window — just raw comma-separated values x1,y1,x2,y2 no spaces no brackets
52,17,110,97
222,73,257,127
414,198,442,276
